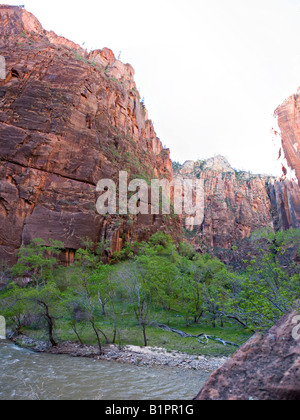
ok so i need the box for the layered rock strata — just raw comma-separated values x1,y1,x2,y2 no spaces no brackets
0,5,180,263
1,6,300,263
174,157,276,250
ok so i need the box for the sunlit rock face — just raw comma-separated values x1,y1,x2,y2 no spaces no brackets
275,89,300,184
0,5,180,263
271,91,300,231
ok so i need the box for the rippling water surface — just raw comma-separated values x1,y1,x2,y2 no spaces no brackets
0,341,210,400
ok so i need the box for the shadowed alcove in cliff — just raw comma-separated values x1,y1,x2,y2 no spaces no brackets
60,248,76,266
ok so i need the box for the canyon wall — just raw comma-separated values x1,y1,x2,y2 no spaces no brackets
1,6,300,264
275,89,300,184
0,6,180,263
175,151,300,252
174,156,276,251
174,84,300,252
271,90,300,231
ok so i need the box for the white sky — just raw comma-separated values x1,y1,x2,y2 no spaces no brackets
5,0,300,174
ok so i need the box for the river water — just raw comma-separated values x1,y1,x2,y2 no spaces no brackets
0,341,210,400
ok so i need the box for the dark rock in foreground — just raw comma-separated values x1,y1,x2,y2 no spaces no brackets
195,309,300,400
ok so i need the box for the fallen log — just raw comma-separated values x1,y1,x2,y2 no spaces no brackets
155,324,239,347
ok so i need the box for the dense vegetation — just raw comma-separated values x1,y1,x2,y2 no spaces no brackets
0,230,299,356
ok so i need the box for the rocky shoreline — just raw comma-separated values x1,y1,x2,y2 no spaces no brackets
8,332,228,373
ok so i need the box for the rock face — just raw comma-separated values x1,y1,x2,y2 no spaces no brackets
275,89,300,184
174,157,276,250
195,309,300,400
175,87,300,252
0,6,180,263
1,6,300,264
268,178,300,231
272,91,300,230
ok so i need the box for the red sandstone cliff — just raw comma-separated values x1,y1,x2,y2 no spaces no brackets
173,93,300,252
275,90,300,183
272,91,300,230
0,5,180,263
1,6,300,264
174,156,275,251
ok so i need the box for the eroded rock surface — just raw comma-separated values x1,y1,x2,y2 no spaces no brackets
195,309,300,400
0,5,180,263
174,150,300,251
272,91,300,230
174,157,275,250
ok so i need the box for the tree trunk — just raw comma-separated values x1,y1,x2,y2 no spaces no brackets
111,301,117,344
91,320,102,355
98,327,109,344
98,293,107,316
194,311,204,324
156,324,239,347
14,316,22,334
142,323,147,347
72,324,84,346
38,300,57,347
48,321,57,347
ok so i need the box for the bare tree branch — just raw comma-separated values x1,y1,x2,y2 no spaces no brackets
155,324,239,347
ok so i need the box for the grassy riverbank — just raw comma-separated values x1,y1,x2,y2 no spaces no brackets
1,230,299,359
19,303,251,358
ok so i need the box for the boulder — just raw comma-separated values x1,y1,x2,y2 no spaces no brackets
195,309,300,400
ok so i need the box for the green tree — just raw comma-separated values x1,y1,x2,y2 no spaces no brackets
12,239,64,287
64,247,113,354
177,255,227,327
223,250,300,332
19,281,64,346
177,258,203,326
116,261,152,347
0,285,29,333
178,241,197,260
134,253,179,311
148,232,176,257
